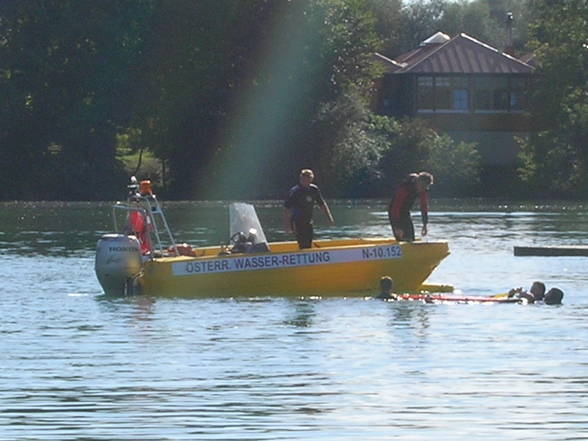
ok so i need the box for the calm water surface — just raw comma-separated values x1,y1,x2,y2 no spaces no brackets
1,199,588,440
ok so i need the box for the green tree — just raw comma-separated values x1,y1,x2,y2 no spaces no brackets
0,0,152,200
295,0,383,194
366,0,404,55
131,0,247,197
518,0,588,196
370,0,533,56
132,0,382,199
436,0,533,52
371,117,480,196
309,91,383,197
325,113,481,198
399,0,445,52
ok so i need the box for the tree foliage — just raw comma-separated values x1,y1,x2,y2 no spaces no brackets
370,0,533,57
115,0,383,199
1,0,152,199
5,0,544,200
321,110,481,198
370,116,480,196
518,0,588,196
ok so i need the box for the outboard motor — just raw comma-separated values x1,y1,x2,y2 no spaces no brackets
95,234,143,295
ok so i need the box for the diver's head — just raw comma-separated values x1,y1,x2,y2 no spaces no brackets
530,281,546,300
544,288,564,305
380,276,394,293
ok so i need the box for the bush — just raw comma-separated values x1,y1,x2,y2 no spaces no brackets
285,99,481,198
369,117,481,196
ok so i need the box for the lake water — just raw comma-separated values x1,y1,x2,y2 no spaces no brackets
1,199,588,440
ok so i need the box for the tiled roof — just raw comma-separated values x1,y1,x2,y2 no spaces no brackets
379,33,534,75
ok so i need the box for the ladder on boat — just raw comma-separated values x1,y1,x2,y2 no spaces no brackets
112,192,178,257
141,193,178,256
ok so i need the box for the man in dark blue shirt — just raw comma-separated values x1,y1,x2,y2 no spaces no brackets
284,169,334,249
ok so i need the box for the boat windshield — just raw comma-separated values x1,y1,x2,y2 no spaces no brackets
229,203,269,248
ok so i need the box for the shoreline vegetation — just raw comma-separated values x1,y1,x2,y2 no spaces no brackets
2,199,587,212
1,0,586,201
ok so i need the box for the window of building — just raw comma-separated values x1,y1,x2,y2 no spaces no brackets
474,77,509,112
509,77,528,111
453,89,469,110
436,77,469,112
417,76,434,111
414,75,527,114
416,76,469,112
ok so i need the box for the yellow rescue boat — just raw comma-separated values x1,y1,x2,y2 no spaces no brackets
95,178,449,297
139,238,449,297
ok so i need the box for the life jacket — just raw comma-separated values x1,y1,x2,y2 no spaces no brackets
129,210,152,255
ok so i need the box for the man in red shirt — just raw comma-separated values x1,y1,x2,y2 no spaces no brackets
388,172,434,242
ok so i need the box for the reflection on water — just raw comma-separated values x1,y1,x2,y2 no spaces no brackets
1,200,588,440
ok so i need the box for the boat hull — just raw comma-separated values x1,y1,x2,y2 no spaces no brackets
138,238,449,297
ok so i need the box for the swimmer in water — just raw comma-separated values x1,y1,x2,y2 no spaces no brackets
508,281,564,304
544,287,564,305
375,276,398,301
508,281,546,304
